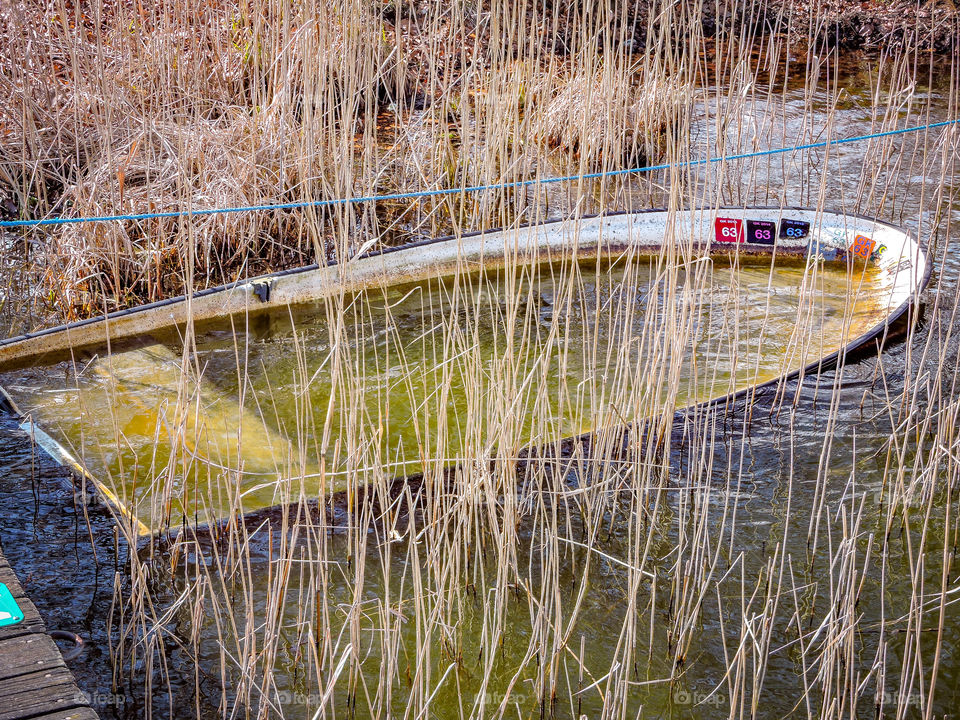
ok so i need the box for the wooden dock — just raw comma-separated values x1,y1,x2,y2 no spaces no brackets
0,549,98,720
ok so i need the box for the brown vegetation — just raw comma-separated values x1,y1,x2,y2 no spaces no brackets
0,1,686,320
3,1,954,324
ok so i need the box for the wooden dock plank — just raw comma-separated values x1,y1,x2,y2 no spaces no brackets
0,545,97,720
0,633,66,681
0,561,45,643
0,667,87,720
20,712,100,720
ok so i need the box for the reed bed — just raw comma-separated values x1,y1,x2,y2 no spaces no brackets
2,1,960,720
1,0,688,320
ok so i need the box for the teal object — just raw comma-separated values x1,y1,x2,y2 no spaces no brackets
0,582,24,627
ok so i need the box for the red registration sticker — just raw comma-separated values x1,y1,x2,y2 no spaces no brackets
715,217,744,243
849,234,875,259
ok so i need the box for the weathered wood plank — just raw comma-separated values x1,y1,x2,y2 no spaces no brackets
0,556,28,596
0,545,98,719
0,616,46,642
21,711,101,720
0,666,87,720
0,633,66,681
0,565,45,641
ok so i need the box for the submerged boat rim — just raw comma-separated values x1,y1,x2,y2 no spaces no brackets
0,206,931,536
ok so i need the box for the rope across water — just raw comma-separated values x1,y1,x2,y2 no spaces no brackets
2,119,957,229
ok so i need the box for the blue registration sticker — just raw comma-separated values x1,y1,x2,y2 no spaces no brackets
808,240,839,261
780,219,810,239
0,583,24,627
746,220,776,245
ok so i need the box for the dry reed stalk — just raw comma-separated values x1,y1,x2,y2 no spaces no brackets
2,2,960,720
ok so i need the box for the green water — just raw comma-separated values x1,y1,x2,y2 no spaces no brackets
3,255,889,531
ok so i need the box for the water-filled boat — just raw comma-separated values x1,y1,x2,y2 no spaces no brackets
0,208,929,535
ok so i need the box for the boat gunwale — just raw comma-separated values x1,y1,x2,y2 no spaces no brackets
0,205,927,347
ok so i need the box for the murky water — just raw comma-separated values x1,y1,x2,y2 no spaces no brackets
0,50,958,720
4,256,889,530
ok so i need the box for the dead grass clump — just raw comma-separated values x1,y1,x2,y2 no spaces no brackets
3,0,682,320
535,67,684,170
784,0,960,53
52,111,311,314
1,0,409,315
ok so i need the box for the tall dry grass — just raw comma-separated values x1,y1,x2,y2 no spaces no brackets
1,0,690,320
1,2,960,720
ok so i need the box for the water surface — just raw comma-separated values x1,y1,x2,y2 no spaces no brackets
4,256,889,530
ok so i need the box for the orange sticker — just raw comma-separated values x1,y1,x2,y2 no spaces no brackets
850,235,875,259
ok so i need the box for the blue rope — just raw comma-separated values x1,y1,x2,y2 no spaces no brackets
2,118,957,229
